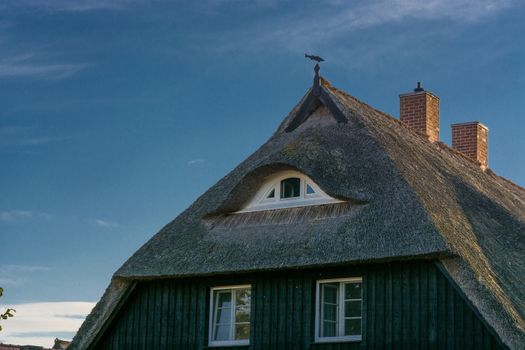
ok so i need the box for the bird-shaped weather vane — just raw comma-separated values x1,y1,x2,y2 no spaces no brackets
305,53,324,95
305,53,324,62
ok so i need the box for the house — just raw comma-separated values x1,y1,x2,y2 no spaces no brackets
0,338,69,350
69,65,525,350
51,339,70,350
0,344,50,350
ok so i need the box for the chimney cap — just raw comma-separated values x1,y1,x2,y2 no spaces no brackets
451,121,489,130
414,81,425,92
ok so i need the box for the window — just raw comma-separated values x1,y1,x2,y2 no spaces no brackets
209,285,251,347
280,177,301,198
306,184,316,195
315,278,362,343
237,170,343,213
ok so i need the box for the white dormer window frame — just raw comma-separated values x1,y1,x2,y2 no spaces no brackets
236,170,343,213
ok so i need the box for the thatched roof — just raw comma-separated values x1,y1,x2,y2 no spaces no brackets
69,77,525,350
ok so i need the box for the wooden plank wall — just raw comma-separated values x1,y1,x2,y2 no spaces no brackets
94,261,505,350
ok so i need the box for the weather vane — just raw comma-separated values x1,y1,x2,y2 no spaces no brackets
305,53,324,62
305,54,324,95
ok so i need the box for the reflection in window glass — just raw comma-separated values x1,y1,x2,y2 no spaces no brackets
210,286,251,345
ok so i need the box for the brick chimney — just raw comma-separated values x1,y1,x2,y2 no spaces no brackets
451,122,489,169
399,82,440,142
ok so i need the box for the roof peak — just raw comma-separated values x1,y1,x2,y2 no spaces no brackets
281,68,345,132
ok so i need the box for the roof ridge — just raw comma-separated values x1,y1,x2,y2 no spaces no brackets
490,171,525,196
324,83,525,193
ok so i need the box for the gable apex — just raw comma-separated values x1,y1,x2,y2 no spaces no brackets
283,77,348,132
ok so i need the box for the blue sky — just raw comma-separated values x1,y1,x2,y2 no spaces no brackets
1,0,524,345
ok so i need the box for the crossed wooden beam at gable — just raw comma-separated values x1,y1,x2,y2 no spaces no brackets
285,64,348,132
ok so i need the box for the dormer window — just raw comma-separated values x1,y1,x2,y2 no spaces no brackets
281,177,301,198
237,170,343,213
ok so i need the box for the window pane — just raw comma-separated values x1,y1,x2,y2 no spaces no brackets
235,307,250,323
266,189,275,198
213,290,232,341
216,307,231,324
235,288,251,307
345,300,361,318
214,325,230,341
320,283,339,338
235,324,250,340
323,304,338,322
217,291,232,308
322,321,337,337
235,288,251,323
344,318,361,336
322,283,338,304
306,184,315,194
280,178,301,198
345,282,362,299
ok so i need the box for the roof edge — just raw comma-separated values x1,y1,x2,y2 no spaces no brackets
114,251,454,280
68,278,135,350
438,258,525,350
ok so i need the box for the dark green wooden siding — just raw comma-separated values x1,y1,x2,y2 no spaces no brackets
94,261,505,350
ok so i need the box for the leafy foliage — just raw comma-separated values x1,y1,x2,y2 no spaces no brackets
0,287,16,331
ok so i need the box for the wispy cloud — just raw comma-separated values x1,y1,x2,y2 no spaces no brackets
210,0,522,57
0,53,89,80
0,18,90,81
0,0,134,12
0,264,49,272
0,301,95,347
187,158,206,166
0,126,68,152
0,210,33,222
94,219,121,228
0,210,51,223
330,0,519,29
0,265,49,287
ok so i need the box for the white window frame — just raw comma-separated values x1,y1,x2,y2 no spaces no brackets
209,285,251,347
236,170,343,213
315,277,363,343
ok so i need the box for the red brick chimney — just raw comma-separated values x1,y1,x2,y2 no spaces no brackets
399,82,440,142
451,122,489,169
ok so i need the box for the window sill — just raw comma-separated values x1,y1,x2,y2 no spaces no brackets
313,336,362,343
206,341,250,348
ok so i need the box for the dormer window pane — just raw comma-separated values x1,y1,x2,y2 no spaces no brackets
281,178,301,198
266,189,275,198
306,184,316,194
